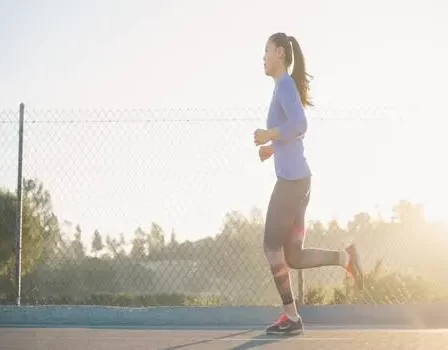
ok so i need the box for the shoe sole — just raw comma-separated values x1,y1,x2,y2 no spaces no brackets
265,329,304,337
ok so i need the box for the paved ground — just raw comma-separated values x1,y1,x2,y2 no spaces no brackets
2,327,448,350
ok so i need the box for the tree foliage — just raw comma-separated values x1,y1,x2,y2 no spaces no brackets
0,179,61,294
1,179,446,306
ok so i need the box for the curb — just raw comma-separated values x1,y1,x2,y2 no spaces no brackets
1,304,447,329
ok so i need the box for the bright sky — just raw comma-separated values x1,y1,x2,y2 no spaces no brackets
1,0,447,247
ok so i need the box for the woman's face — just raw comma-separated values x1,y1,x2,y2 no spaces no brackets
263,39,284,77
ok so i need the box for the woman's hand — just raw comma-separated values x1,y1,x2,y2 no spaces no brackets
259,145,274,162
254,129,272,146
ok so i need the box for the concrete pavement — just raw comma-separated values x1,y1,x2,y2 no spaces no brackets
2,327,448,350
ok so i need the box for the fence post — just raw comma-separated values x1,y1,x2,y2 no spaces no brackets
15,102,25,306
297,270,304,306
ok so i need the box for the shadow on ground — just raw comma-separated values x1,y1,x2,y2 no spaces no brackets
161,330,282,350
228,334,282,350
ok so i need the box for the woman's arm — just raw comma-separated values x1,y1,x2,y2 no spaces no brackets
268,78,307,142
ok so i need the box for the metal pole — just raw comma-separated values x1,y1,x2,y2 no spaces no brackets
297,270,304,306
15,103,25,306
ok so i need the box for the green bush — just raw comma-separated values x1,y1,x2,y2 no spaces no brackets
324,261,447,305
304,287,328,305
0,292,224,307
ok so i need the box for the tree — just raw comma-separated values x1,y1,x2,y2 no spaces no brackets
306,220,326,246
148,222,165,256
347,212,373,244
392,200,424,225
119,233,125,246
0,179,61,288
327,220,343,235
324,219,345,249
347,212,371,233
105,234,126,258
196,209,266,303
23,179,61,257
219,210,248,238
91,230,104,257
130,227,147,260
68,225,85,261
249,206,264,226
169,229,177,246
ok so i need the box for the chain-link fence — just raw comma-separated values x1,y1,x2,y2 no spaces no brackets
0,105,446,307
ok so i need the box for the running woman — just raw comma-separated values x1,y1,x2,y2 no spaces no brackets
253,32,364,336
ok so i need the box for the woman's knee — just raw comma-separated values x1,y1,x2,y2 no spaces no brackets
284,242,303,268
263,237,286,267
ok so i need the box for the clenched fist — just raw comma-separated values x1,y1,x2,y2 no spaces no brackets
259,145,274,162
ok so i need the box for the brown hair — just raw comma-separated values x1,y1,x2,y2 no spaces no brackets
269,32,313,108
